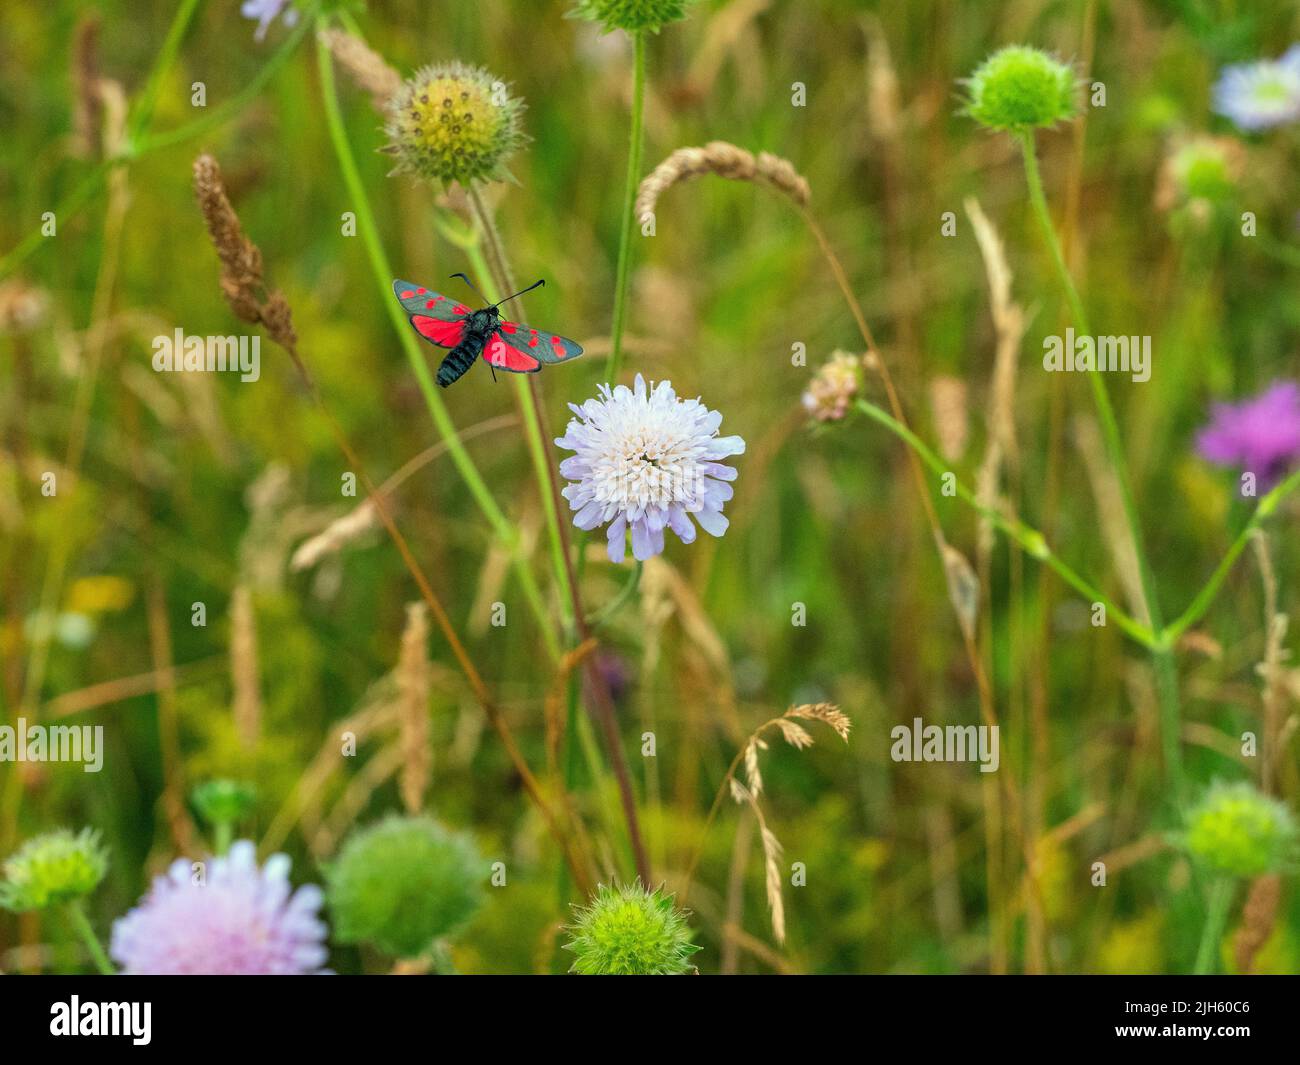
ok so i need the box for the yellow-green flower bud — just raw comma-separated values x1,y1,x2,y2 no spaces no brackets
0,828,108,912
1184,782,1296,878
384,62,526,189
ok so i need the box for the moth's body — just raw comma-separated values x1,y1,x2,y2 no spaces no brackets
393,275,584,389
439,306,502,387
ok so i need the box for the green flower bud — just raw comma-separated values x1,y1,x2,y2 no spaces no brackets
384,62,527,189
964,46,1080,133
0,829,108,912
565,881,700,975
1184,782,1297,878
1157,135,1243,213
571,0,694,34
190,779,257,827
326,815,483,958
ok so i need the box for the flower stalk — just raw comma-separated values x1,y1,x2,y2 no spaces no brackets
1193,877,1233,975
67,899,115,975
606,31,647,385
1018,129,1185,804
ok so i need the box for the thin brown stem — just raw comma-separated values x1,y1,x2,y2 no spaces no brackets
466,184,652,885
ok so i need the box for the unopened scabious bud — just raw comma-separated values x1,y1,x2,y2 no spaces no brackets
1156,135,1244,215
571,0,694,34
0,829,108,912
802,350,862,423
964,46,1080,133
190,779,256,827
565,881,700,974
384,62,526,188
326,815,483,958
1184,782,1297,878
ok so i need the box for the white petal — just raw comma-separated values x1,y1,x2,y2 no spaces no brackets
695,507,730,537
606,515,627,563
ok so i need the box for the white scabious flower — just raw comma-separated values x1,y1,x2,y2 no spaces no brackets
555,375,745,563
1213,45,1300,131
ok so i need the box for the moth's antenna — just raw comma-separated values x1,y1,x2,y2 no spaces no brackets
450,272,489,303
496,278,545,306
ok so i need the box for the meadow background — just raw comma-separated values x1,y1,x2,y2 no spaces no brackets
1,0,1298,974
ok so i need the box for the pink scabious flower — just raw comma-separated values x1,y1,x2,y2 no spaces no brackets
110,841,328,975
556,375,745,563
1196,381,1300,489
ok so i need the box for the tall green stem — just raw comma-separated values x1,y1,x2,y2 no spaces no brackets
125,0,204,149
464,187,572,624
315,32,556,657
1166,465,1300,641
605,32,647,385
1193,877,1233,974
66,900,114,975
855,400,1157,649
1019,131,1184,804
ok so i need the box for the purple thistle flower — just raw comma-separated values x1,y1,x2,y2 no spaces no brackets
555,375,745,563
1212,45,1300,131
110,841,328,975
1196,381,1300,489
240,0,298,43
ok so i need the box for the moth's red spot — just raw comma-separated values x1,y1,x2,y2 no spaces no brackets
453,304,468,315
501,322,517,334
425,299,436,308
417,288,427,295
400,290,415,299
528,337,538,347
551,336,564,350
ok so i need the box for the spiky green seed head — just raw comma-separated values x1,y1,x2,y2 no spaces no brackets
0,828,108,912
1184,782,1297,878
565,881,700,975
384,62,527,189
190,779,256,828
571,0,694,34
326,815,483,958
963,46,1080,133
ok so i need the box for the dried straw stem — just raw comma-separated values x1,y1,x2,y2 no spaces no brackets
1251,532,1287,794
682,704,849,944
229,584,261,749
145,580,197,852
70,13,104,159
1234,873,1281,975
318,28,401,111
397,602,431,813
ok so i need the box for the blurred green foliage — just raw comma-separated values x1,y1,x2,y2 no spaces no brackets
1,0,1298,974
